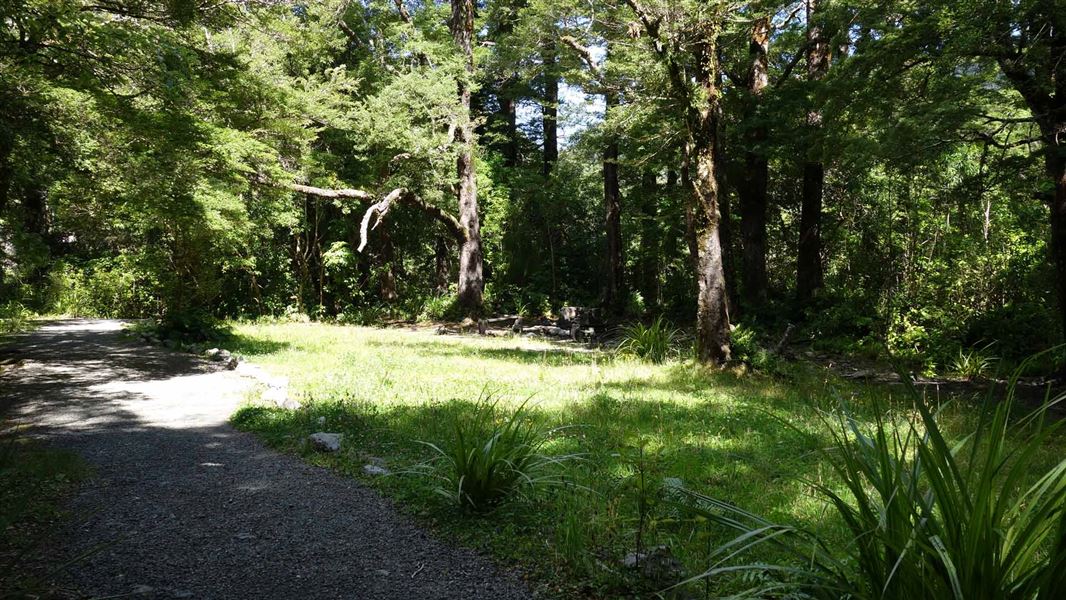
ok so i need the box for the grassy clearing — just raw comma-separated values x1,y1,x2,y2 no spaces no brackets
0,427,90,597
227,321,1064,598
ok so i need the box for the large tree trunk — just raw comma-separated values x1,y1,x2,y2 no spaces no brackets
691,57,732,363
692,130,731,364
796,0,828,305
542,39,559,177
623,0,731,362
738,16,770,307
451,0,483,314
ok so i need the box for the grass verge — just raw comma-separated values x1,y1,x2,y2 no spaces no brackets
1,427,90,597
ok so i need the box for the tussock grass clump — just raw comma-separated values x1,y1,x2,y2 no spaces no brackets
677,367,1066,599
618,317,680,364
419,397,566,512
951,345,997,381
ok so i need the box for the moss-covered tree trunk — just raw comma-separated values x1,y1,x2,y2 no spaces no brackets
452,0,483,315
691,26,732,364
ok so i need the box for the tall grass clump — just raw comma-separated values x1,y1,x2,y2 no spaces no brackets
676,363,1066,599
951,344,997,381
618,317,680,364
419,397,565,512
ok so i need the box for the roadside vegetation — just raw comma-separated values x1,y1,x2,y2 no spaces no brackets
230,321,1066,598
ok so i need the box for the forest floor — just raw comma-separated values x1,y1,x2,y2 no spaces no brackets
225,321,1066,598
0,319,531,599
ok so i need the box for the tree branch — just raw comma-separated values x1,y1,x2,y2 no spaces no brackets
287,180,467,251
774,43,809,85
357,188,467,252
624,0,688,96
290,183,375,201
560,35,600,75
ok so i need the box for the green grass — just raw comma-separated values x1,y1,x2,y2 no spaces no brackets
226,321,1066,598
1,428,90,596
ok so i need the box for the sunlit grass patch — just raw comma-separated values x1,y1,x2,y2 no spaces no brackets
227,321,1066,598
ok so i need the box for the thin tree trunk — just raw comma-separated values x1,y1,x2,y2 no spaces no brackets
542,38,559,177
500,89,518,167
603,64,625,315
682,144,699,270
496,9,519,168
0,130,13,216
738,16,770,307
378,223,398,303
434,235,450,294
797,0,828,305
1047,145,1066,343
451,0,483,314
638,169,660,309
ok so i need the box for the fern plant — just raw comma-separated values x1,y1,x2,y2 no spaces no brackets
618,317,680,364
419,398,566,512
674,362,1066,599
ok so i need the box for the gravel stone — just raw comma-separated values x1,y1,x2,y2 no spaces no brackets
0,319,532,600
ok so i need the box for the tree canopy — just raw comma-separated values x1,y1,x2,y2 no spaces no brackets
1,0,1061,371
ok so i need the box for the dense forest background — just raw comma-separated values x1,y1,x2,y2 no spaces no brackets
1,0,1062,373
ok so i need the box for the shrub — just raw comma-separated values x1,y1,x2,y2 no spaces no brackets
0,301,34,335
418,294,460,322
731,324,778,371
44,258,157,318
675,366,1066,599
965,301,1059,362
156,309,232,344
419,398,562,512
618,317,680,364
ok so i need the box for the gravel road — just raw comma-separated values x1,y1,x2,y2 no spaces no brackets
0,319,532,600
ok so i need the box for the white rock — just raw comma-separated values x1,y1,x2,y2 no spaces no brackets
363,464,390,476
309,432,342,452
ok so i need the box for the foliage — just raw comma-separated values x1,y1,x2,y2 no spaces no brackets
1,0,1060,376
618,317,680,364
0,301,34,335
731,324,779,372
418,397,563,512
155,309,233,345
418,294,462,323
677,371,1066,599
43,259,157,318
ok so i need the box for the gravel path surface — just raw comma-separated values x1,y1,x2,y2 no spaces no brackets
0,319,532,600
